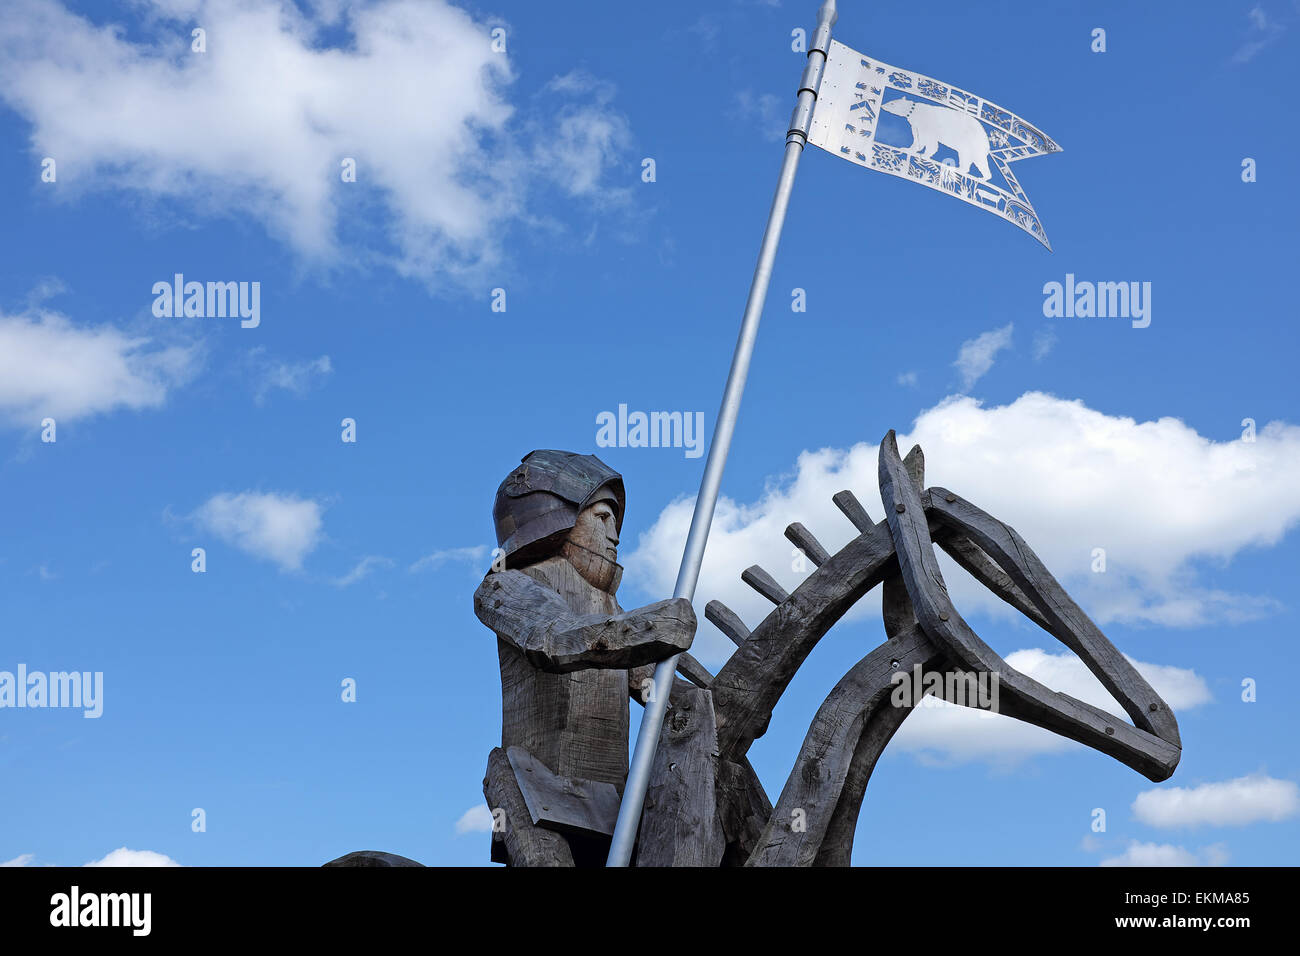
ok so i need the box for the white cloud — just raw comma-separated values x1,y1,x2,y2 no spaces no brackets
734,90,786,142
0,308,199,426
0,0,632,286
192,491,324,571
1100,841,1228,867
890,648,1209,767
624,392,1300,663
1032,327,1057,360
535,71,632,201
246,348,332,404
23,276,68,308
953,323,1013,390
4,848,182,866
897,371,919,387
333,555,393,588
410,545,489,573
85,847,180,867
455,804,494,834
1132,774,1300,829
1233,5,1286,63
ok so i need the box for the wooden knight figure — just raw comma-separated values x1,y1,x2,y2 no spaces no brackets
474,450,696,866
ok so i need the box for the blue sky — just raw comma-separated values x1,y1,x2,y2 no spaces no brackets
0,0,1297,868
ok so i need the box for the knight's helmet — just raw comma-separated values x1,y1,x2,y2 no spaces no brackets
493,450,625,569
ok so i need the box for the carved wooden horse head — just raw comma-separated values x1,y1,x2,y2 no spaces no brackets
691,431,1180,866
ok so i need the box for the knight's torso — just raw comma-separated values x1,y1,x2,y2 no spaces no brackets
496,556,630,789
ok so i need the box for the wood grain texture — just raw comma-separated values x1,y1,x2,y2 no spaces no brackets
741,565,791,605
785,522,830,567
811,700,914,867
705,600,750,647
902,443,925,489
636,684,725,867
832,489,875,532
674,652,714,689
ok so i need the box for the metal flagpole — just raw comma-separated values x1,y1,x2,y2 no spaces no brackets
607,0,839,867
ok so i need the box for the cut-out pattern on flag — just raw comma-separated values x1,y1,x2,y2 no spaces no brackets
808,40,1061,249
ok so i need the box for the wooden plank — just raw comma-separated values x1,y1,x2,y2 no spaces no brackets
506,746,622,838
635,685,725,867
675,651,714,688
705,600,750,647
936,531,1053,632
741,565,790,605
832,489,874,532
881,574,914,644
745,623,941,866
877,431,1180,782
785,522,830,567
882,441,923,651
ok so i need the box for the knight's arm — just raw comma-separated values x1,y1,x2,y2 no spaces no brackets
474,570,695,674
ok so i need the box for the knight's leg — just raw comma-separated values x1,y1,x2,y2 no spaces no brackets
483,747,575,867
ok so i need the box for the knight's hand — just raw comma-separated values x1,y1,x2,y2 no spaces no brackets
631,597,695,657
475,570,695,672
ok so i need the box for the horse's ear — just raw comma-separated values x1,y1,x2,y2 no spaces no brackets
902,444,924,488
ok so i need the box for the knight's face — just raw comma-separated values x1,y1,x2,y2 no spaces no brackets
569,501,619,563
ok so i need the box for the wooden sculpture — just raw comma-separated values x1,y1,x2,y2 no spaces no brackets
473,450,699,866
476,435,1181,867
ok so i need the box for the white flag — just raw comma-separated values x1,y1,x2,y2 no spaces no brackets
808,40,1061,249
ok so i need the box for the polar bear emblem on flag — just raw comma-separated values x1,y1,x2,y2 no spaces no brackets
881,95,992,179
